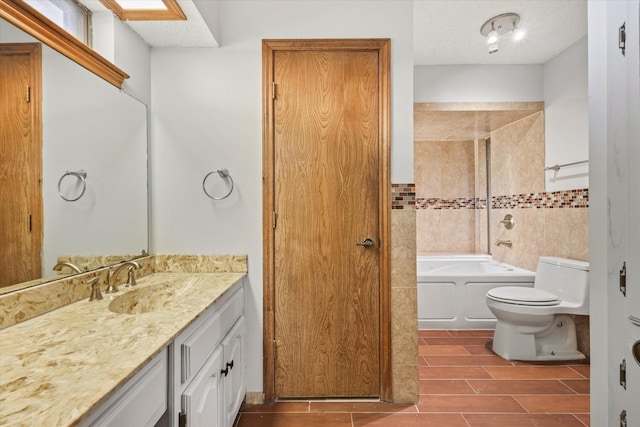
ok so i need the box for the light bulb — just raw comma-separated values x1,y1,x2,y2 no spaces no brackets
487,29,498,45
513,28,525,41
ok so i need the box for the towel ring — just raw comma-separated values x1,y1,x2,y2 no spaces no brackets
58,170,87,202
203,168,234,200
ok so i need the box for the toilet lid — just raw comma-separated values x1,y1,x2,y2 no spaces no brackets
487,287,560,306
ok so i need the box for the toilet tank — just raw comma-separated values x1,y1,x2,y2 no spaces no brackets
535,257,590,310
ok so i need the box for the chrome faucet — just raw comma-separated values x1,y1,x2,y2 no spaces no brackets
104,261,141,294
53,261,83,274
495,239,513,248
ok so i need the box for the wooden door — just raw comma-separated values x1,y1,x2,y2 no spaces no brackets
0,43,42,288
263,40,391,400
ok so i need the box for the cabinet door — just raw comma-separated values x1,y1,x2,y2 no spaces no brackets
89,350,167,427
182,346,224,427
222,317,245,427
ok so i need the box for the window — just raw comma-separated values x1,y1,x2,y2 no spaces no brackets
24,0,91,45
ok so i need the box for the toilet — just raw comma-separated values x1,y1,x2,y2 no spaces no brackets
486,257,589,361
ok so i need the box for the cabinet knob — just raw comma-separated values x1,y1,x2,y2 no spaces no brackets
221,367,229,377
227,360,234,371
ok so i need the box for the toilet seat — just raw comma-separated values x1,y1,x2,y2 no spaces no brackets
487,287,560,306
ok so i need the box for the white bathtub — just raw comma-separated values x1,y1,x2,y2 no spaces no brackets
417,255,535,329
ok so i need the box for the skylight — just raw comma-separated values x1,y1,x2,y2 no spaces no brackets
114,0,168,10
99,0,185,21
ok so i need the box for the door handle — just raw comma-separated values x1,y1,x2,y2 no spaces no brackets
355,238,375,248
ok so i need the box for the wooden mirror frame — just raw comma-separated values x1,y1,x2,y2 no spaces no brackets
0,0,129,88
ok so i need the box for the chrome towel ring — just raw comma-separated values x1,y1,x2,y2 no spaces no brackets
203,168,234,200
58,170,87,202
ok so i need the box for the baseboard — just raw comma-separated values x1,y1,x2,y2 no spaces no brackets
244,391,264,405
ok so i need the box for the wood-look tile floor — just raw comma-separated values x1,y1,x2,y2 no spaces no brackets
235,330,590,427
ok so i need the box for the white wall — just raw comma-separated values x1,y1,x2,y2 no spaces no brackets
414,64,543,102
150,0,414,393
543,37,588,192
92,11,152,104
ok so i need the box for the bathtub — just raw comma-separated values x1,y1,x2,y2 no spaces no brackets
417,255,535,329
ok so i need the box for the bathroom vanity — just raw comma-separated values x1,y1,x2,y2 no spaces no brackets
0,271,246,427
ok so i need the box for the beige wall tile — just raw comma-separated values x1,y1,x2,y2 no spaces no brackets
491,112,545,196
439,209,476,253
414,141,442,196
416,210,441,254
391,364,419,403
391,287,418,365
392,210,417,286
390,209,418,403
543,209,589,261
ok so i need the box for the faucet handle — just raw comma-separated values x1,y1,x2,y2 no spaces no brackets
104,267,118,294
124,266,138,287
86,276,103,301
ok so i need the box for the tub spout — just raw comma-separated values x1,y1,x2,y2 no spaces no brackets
495,239,512,248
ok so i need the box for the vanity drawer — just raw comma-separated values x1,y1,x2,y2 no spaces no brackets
181,287,244,384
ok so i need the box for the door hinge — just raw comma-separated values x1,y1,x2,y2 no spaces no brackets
620,262,627,296
273,339,277,359
25,85,30,103
619,22,626,56
179,411,187,427
272,211,277,229
272,81,277,100
28,214,32,232
620,358,626,389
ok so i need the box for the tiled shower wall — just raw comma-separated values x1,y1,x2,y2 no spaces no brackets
414,140,487,254
489,112,589,271
413,111,589,269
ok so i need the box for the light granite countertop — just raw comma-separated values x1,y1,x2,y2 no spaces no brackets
0,272,245,427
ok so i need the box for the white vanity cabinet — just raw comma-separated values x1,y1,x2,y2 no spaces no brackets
171,280,246,427
78,349,168,427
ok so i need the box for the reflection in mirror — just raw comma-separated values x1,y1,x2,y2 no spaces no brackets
0,18,148,294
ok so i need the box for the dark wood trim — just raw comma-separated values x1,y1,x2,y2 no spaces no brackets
377,39,392,402
261,38,392,402
261,39,277,403
0,0,129,88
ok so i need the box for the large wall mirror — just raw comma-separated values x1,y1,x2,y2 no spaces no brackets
0,18,148,293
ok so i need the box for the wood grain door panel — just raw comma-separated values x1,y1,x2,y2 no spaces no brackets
0,43,42,288
273,50,380,398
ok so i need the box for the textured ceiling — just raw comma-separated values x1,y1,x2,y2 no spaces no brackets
414,0,588,65
83,0,217,47
86,1,588,64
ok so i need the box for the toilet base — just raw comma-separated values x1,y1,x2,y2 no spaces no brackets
492,314,586,361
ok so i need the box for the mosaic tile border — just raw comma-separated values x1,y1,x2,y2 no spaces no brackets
492,189,589,209
398,186,588,209
391,184,416,209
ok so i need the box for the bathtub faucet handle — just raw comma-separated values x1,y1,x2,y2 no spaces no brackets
500,214,515,229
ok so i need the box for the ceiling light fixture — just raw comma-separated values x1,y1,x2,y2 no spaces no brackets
480,13,522,54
